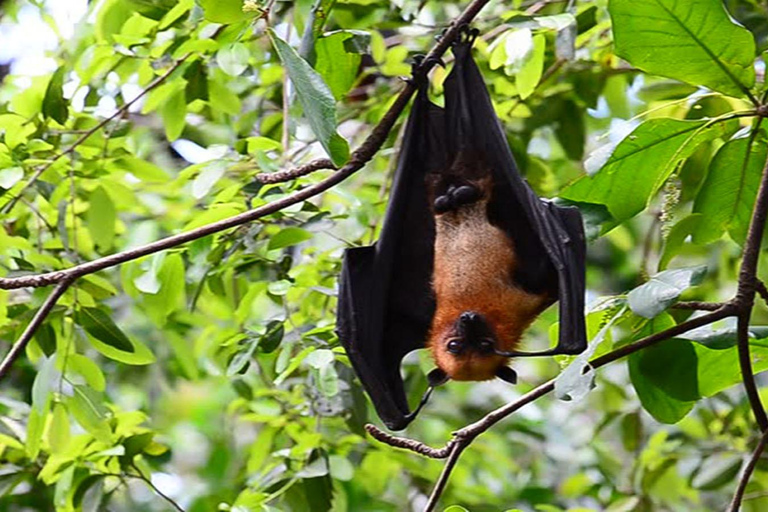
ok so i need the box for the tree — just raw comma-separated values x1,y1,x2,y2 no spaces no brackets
1,0,768,510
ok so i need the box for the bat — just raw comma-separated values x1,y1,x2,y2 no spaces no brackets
336,29,587,431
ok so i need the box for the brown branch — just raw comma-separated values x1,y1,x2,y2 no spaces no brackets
734,150,768,431
256,158,335,184
0,0,496,387
728,428,768,512
756,278,768,306
672,301,726,311
369,307,733,508
0,0,491,292
0,279,73,380
0,56,189,214
364,424,454,458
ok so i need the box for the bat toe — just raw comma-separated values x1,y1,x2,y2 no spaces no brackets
452,184,481,206
434,195,453,213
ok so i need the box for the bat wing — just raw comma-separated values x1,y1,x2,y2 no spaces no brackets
337,87,444,431
443,32,588,356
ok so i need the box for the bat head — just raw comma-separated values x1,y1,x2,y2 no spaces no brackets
430,310,517,383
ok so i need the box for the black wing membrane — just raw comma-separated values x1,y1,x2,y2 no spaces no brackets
337,87,443,431
337,31,587,431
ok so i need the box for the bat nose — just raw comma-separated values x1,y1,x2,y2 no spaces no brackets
460,311,480,325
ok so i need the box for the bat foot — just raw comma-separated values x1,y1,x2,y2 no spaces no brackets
433,183,482,214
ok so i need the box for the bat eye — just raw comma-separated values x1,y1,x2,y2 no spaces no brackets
446,339,464,354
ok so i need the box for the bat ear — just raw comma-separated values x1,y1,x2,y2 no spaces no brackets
496,366,517,385
427,368,449,387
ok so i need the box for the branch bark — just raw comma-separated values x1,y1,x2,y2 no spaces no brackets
0,0,496,380
368,306,734,510
0,279,73,379
728,428,768,512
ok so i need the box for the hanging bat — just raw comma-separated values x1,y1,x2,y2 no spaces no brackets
337,29,587,431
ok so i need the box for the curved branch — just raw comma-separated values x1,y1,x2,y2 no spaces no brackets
734,150,768,431
256,158,335,184
364,425,454,458
0,278,73,379
0,0,493,293
728,428,768,512
370,307,734,507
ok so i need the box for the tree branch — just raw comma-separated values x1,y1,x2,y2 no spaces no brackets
369,307,734,508
672,301,726,311
0,278,73,379
728,428,768,512
734,151,768,431
256,158,335,184
0,0,496,384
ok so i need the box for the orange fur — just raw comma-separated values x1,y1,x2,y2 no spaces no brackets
427,182,550,381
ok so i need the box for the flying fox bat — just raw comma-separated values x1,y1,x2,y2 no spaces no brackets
337,29,587,431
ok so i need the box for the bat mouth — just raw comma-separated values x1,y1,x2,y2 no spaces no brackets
447,311,497,355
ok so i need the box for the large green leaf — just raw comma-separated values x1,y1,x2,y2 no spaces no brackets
610,0,756,98
692,130,768,246
269,29,349,167
76,307,134,352
561,118,736,222
42,67,68,125
86,186,116,251
315,31,368,100
627,266,706,318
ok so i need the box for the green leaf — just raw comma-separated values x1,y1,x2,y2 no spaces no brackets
86,186,116,250
693,131,768,246
258,320,284,353
561,118,736,222
26,408,44,459
0,167,23,190
144,253,186,324
67,354,107,392
48,402,70,453
629,345,695,424
691,454,742,490
161,88,186,141
184,59,209,102
68,385,111,443
42,67,68,125
659,214,702,270
217,43,250,76
516,33,545,100
199,0,257,24
609,0,756,97
76,307,134,352
627,266,706,318
32,355,57,414
268,227,313,250
269,29,349,167
315,31,366,100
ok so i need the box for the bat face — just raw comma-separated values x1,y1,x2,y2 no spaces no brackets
431,310,509,381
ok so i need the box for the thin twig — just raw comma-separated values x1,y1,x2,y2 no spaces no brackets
0,279,73,379
369,307,733,507
0,0,496,386
1,56,190,214
256,158,335,184
728,428,768,512
364,425,454,458
424,443,467,512
672,301,726,311
755,278,768,306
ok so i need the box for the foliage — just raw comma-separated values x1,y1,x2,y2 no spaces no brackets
1,0,768,510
